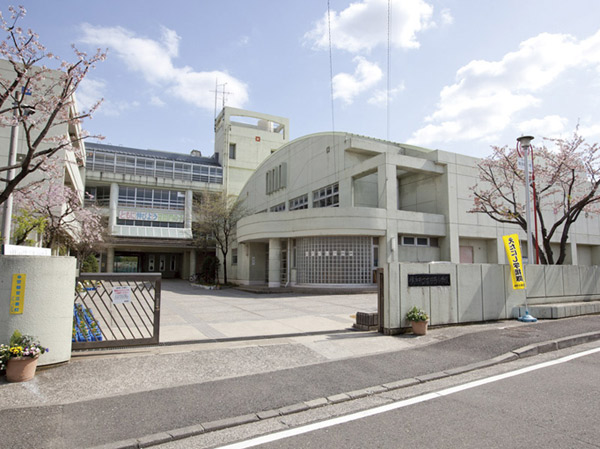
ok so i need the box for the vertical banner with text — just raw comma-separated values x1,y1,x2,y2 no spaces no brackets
503,234,526,290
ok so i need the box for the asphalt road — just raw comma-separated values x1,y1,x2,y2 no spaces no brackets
232,346,600,449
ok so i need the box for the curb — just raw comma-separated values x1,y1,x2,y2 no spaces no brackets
89,331,600,449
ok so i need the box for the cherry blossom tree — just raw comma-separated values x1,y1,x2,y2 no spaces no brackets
470,131,600,264
12,161,105,258
0,5,105,206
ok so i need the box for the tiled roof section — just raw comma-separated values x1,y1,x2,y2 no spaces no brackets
85,142,221,166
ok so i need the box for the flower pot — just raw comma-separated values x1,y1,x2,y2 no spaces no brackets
410,320,428,336
6,356,39,382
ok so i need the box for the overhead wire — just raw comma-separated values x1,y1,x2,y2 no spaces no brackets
327,0,337,173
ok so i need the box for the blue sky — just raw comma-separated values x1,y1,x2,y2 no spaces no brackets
13,0,600,157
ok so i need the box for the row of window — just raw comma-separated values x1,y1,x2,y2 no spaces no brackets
270,203,285,212
266,183,340,214
116,219,184,228
87,150,223,184
118,187,185,211
289,194,308,211
401,236,439,247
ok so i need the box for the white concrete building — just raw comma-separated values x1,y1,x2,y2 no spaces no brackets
84,108,289,278
230,131,600,288
0,59,86,249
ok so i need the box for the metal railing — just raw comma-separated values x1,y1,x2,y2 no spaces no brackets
73,273,161,350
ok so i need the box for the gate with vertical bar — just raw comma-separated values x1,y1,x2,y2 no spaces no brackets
73,273,161,350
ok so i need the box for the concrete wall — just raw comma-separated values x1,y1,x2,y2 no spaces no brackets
0,256,77,366
389,262,600,332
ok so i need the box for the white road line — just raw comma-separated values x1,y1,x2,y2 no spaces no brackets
215,345,600,449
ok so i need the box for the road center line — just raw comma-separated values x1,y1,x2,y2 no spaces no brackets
215,345,600,449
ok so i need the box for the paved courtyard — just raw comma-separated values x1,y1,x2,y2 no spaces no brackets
159,280,377,343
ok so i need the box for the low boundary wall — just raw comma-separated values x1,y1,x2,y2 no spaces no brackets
0,256,76,366
386,263,600,333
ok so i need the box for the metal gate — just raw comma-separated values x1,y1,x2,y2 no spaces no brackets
73,273,161,350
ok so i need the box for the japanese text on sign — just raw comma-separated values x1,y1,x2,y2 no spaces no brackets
503,234,526,290
9,274,26,314
112,286,132,304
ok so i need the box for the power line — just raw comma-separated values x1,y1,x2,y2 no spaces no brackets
327,0,335,134
387,0,392,141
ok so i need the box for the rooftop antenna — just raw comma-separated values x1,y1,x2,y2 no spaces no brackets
211,80,226,119
220,82,232,109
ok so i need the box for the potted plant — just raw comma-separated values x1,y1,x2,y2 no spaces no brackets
406,306,429,335
0,330,48,382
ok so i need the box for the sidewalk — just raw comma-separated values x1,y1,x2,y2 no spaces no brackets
1,314,599,449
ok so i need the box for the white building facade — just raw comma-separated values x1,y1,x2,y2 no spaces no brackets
84,107,289,278
230,132,600,288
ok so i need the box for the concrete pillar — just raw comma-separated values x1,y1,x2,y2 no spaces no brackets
106,247,115,273
185,190,193,229
189,249,196,278
109,183,119,229
377,156,398,210
268,238,281,288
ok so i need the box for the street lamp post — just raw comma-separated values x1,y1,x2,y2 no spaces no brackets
517,135,534,265
516,135,537,323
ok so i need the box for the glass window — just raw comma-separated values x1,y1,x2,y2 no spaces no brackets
229,143,236,159
289,194,308,210
312,183,339,208
402,236,415,246
270,203,286,212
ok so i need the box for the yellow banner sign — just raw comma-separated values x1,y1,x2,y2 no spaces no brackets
9,273,26,314
503,234,526,290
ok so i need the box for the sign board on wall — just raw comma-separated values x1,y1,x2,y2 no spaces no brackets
118,210,184,223
3,244,51,256
9,273,26,314
112,286,132,304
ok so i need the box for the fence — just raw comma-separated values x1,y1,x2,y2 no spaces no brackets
73,273,161,350
384,263,600,332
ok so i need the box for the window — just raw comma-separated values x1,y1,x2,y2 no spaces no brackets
118,187,185,210
87,148,222,184
417,237,428,246
270,203,285,212
229,143,236,159
85,186,111,207
289,194,308,211
232,248,238,265
313,183,339,208
402,236,438,247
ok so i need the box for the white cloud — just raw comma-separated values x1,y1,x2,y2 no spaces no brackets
440,8,453,26
517,115,568,138
368,82,405,106
79,25,249,110
76,77,105,112
150,95,166,107
333,57,383,104
577,122,600,140
76,77,139,116
305,0,434,53
408,30,600,147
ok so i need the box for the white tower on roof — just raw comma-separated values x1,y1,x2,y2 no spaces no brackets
214,107,289,197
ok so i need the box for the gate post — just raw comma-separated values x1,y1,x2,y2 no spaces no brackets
377,268,384,333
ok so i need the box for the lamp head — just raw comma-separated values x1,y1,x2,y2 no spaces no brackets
517,135,534,148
